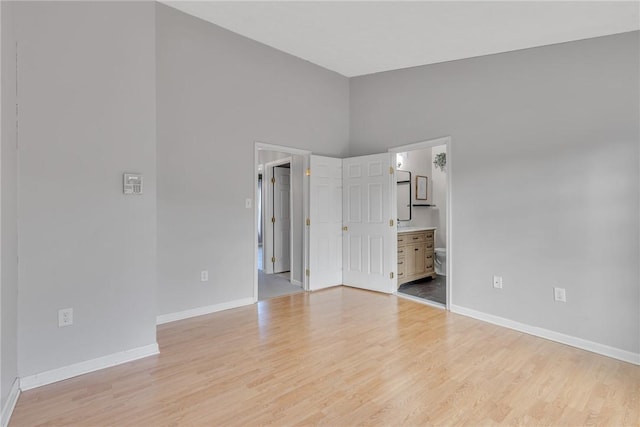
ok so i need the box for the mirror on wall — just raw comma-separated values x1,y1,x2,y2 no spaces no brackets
416,175,428,200
397,170,411,221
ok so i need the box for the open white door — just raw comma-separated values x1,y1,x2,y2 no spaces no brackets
342,153,396,294
273,166,291,273
308,155,343,290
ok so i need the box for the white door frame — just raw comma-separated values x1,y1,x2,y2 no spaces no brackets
254,142,311,303
388,136,453,310
263,157,292,275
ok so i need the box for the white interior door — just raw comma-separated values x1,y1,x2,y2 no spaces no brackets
309,155,343,290
342,153,395,293
273,166,291,273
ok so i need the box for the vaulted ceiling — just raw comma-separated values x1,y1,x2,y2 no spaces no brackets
162,1,640,77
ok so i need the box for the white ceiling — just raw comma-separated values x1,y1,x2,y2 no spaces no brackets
162,1,640,77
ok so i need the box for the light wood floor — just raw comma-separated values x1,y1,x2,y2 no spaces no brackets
11,287,639,426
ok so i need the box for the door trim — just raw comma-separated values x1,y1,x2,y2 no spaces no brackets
388,136,453,311
254,142,311,303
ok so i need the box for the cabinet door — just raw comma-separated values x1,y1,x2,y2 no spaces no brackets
405,243,425,276
404,244,415,276
412,244,426,275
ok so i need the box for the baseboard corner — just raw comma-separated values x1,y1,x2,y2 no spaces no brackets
1,378,20,427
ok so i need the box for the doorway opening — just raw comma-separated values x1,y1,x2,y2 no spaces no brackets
390,137,452,309
255,144,311,301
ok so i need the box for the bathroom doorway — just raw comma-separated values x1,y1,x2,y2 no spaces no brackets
390,137,451,309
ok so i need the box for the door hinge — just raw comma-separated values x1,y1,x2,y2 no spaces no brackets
389,219,394,227
272,256,276,263
389,166,394,175
271,177,275,184
390,272,394,279
271,217,276,223
306,218,310,226
305,168,311,176
305,269,310,276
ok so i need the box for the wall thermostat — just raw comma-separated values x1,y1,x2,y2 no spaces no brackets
123,173,143,195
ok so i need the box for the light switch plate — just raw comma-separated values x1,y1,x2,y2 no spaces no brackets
123,173,143,195
554,287,566,302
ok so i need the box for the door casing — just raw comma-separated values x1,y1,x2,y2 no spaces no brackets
254,142,311,302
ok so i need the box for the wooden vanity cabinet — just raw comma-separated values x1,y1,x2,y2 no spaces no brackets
397,229,436,286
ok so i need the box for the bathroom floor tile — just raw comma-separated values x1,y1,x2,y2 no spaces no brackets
398,274,446,305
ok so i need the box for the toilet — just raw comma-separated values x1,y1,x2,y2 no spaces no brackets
434,248,447,276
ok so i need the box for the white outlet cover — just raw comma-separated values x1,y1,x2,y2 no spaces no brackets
554,287,567,302
58,308,73,327
201,270,209,282
493,275,503,289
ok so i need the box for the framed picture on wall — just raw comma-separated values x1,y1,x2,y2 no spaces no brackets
416,176,428,200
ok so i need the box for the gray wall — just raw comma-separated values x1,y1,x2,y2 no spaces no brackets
350,32,640,353
156,4,349,316
2,2,636,389
15,1,158,376
1,0,18,406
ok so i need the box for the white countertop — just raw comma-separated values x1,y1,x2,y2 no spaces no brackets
397,226,436,233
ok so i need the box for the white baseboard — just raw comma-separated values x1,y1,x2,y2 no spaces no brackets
20,343,159,391
291,279,303,287
450,304,640,365
1,378,20,427
156,297,254,325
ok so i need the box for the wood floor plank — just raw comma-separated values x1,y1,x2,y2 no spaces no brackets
10,287,640,426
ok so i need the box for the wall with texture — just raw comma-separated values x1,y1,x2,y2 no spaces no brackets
1,0,19,406
156,4,349,316
350,31,640,354
15,1,158,377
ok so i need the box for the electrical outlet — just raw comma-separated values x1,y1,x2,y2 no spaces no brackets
554,287,566,302
493,275,503,289
201,270,209,282
58,308,73,327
